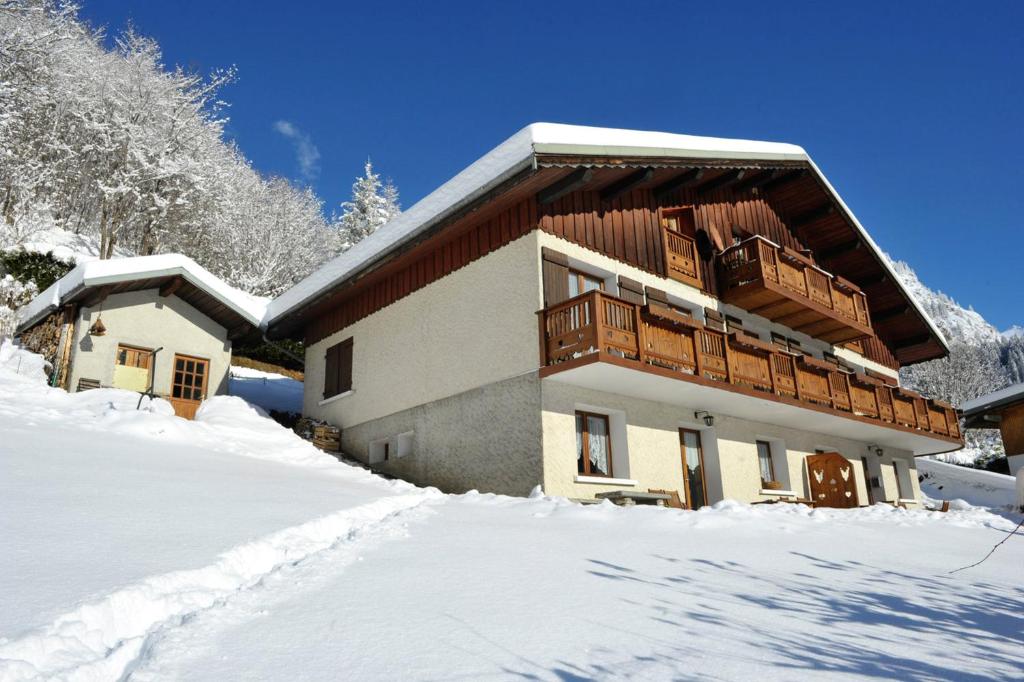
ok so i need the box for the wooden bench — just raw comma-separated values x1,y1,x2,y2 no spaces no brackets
595,490,672,507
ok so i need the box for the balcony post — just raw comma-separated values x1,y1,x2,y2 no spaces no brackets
537,309,548,367
633,300,646,364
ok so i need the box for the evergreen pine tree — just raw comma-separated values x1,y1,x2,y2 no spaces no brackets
335,159,401,250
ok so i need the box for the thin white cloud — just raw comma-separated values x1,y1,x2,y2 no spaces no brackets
273,120,321,182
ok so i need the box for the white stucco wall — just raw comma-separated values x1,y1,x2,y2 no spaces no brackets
68,289,232,398
535,231,900,380
540,380,920,505
305,231,543,428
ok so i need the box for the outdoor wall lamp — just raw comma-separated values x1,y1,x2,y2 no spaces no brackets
694,411,715,427
868,444,884,457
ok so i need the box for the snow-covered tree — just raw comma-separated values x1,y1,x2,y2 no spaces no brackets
334,159,400,250
0,0,337,298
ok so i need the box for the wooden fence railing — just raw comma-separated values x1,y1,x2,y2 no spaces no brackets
662,228,703,289
540,290,961,441
719,236,871,328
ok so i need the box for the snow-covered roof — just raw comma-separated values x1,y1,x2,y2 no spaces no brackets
17,254,267,332
961,382,1024,414
263,123,947,353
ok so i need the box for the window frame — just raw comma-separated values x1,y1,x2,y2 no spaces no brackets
893,460,907,499
323,337,354,400
115,343,152,370
568,268,605,299
575,410,613,478
659,206,697,238
756,440,776,484
679,427,708,509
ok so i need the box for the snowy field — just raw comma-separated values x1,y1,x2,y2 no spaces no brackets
1,343,1022,681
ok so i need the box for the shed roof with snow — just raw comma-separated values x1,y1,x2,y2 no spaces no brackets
16,254,266,340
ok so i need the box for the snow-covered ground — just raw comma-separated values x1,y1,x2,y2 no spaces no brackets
228,366,304,414
1,342,1022,681
919,457,1019,510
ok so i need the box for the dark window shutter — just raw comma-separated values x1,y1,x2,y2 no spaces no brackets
704,308,726,331
644,286,669,306
541,247,570,307
338,338,353,393
324,344,340,398
725,314,744,333
617,276,645,304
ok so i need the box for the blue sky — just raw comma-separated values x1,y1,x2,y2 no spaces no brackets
79,1,1022,329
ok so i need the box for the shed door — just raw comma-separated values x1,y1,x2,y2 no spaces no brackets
806,452,859,508
169,354,209,420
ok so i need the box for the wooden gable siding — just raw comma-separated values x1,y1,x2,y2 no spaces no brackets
303,171,900,370
305,198,536,344
538,187,795,300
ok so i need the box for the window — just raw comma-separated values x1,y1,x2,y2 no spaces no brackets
324,337,354,399
660,207,696,237
576,411,612,477
116,344,151,369
893,461,907,499
680,428,707,509
171,355,208,401
568,269,604,298
756,440,776,484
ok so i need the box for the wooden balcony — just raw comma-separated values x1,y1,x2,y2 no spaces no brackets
662,228,703,289
539,290,961,444
718,236,872,345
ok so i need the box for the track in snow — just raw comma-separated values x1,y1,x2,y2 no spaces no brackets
0,492,441,682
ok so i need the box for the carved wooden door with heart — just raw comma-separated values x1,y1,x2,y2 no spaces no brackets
806,452,859,508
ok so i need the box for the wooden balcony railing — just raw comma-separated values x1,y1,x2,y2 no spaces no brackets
540,290,961,442
718,236,872,345
662,228,703,289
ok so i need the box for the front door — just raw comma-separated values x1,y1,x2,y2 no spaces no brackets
169,354,209,419
807,452,859,508
679,428,707,509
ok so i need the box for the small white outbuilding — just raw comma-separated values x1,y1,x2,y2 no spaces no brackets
16,255,265,419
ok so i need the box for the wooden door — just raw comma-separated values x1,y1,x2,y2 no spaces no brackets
169,354,209,420
679,428,708,509
806,452,859,508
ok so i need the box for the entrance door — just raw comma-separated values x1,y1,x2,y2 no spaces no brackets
806,452,859,508
169,354,209,419
679,428,707,509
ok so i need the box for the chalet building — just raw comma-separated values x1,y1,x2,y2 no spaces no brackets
265,123,963,508
16,255,263,419
961,384,1024,476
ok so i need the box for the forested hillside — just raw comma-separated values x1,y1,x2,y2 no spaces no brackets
0,0,398,301
893,257,1022,466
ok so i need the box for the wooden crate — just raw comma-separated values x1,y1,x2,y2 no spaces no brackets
313,425,341,452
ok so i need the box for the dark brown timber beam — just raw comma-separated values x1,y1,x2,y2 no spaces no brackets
600,167,654,203
760,169,808,193
695,169,745,195
159,276,184,298
82,285,111,308
817,239,862,261
652,168,704,199
791,204,835,228
537,168,593,205
893,334,933,350
857,272,889,287
871,305,910,322
732,169,780,193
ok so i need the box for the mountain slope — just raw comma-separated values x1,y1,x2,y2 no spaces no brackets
887,258,1003,345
